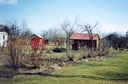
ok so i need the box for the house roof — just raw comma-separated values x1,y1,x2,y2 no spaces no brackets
70,33,100,40
0,25,6,30
101,33,117,40
31,34,44,39
0,25,10,34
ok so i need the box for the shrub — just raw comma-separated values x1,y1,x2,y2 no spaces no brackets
67,55,74,61
52,47,66,52
66,51,75,61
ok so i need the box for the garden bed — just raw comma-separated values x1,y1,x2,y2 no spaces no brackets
0,50,117,78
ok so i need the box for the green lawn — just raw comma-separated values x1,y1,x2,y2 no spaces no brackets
0,51,128,84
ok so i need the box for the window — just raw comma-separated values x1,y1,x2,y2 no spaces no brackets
3,35,5,40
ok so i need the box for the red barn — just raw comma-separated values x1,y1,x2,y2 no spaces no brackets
30,34,45,51
70,33,100,50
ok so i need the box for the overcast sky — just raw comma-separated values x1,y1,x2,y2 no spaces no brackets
0,0,128,35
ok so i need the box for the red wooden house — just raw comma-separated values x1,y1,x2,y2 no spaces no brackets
30,34,45,51
70,33,100,50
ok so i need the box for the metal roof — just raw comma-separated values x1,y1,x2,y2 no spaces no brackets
31,34,44,39
70,33,99,40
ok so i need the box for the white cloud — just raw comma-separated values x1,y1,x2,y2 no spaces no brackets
101,23,116,34
100,23,127,36
115,26,127,36
0,0,18,5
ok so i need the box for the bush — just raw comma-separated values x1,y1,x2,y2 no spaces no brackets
52,47,66,52
66,51,75,61
67,55,74,61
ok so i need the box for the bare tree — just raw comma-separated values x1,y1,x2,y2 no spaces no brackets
5,20,30,71
6,20,20,38
49,28,59,45
78,23,99,58
98,34,109,57
80,23,98,48
40,30,49,40
40,27,60,46
60,17,79,50
18,20,33,39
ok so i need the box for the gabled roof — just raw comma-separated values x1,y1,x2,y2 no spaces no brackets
0,25,10,34
31,34,43,39
70,33,100,40
0,25,6,30
101,33,118,40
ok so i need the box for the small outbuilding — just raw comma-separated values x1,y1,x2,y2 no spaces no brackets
70,33,100,50
30,34,45,51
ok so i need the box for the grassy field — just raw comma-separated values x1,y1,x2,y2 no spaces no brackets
0,50,128,84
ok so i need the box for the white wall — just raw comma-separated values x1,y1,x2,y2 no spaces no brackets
0,32,8,47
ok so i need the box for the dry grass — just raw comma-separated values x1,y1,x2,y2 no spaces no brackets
0,50,128,84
